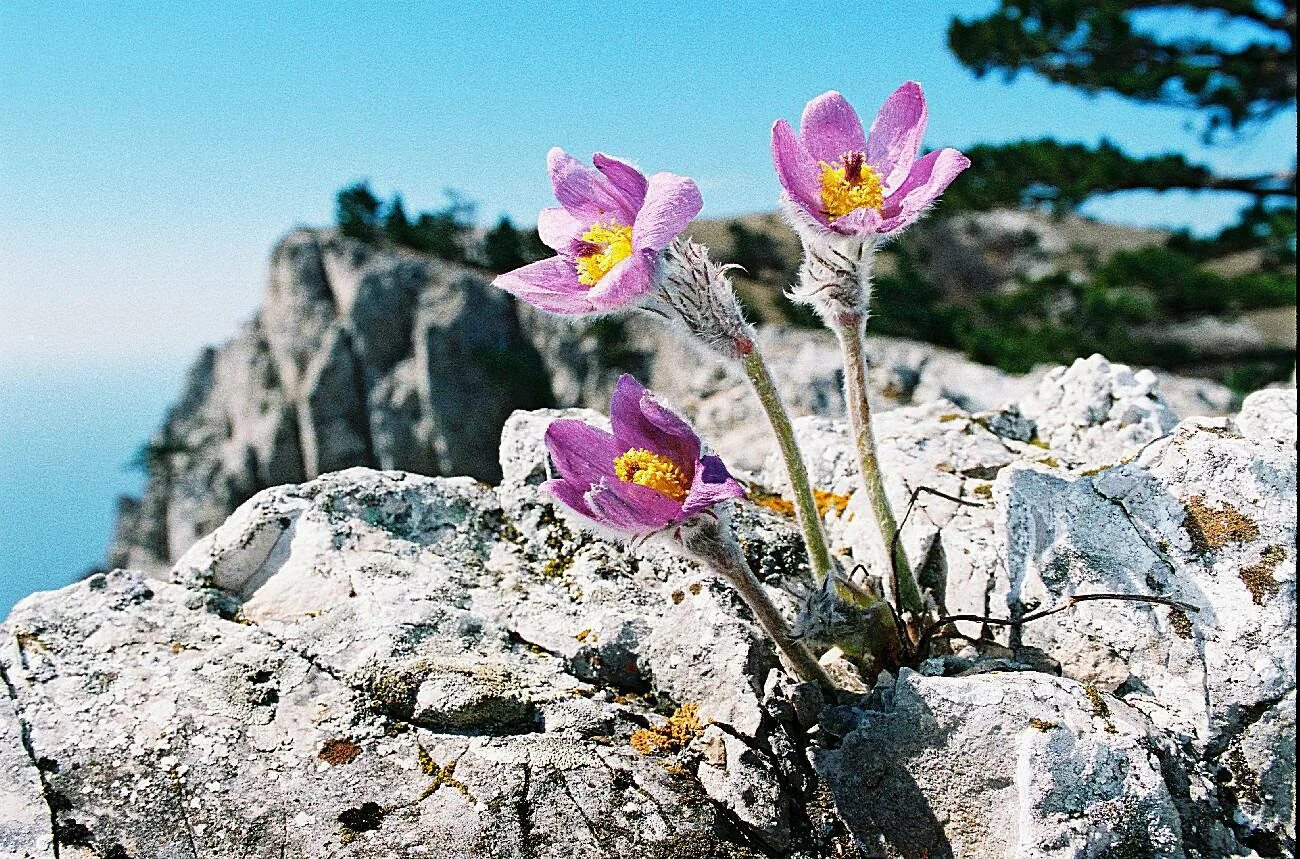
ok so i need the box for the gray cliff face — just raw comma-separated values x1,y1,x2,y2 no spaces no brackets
110,231,555,572
108,229,1238,575
3,362,1293,857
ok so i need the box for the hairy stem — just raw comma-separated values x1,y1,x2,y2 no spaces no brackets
832,316,925,617
740,349,835,586
679,515,834,690
716,549,835,690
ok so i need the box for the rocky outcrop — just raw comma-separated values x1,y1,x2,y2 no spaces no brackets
109,231,554,572
109,230,1239,576
7,361,1292,857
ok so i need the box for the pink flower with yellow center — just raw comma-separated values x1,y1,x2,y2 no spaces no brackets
544,375,746,537
493,149,703,315
771,83,970,237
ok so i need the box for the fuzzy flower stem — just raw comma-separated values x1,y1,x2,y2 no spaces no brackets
832,314,924,617
679,516,834,690
740,350,835,587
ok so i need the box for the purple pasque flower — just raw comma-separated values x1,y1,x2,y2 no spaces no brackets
771,82,970,237
543,374,746,536
493,149,703,315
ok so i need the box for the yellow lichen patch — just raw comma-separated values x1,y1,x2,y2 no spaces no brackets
1168,608,1194,639
613,448,689,502
14,630,48,653
1029,718,1060,731
972,484,993,499
1082,683,1118,734
1183,496,1260,553
814,489,852,517
574,628,593,643
319,737,362,766
748,485,851,518
417,744,471,801
752,490,795,516
630,703,703,755
575,221,634,286
819,152,884,221
1239,544,1286,606
688,582,703,596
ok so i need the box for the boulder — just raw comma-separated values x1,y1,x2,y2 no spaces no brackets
6,357,1292,856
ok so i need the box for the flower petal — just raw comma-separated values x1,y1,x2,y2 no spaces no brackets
632,172,702,251
865,81,928,192
680,455,747,517
493,256,594,314
610,374,700,469
547,147,636,224
879,148,971,234
800,91,867,165
771,119,829,228
537,206,585,252
586,248,659,311
586,480,680,533
828,206,884,237
544,419,620,487
545,478,599,522
593,153,649,213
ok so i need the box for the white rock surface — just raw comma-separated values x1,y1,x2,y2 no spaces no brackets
5,358,1292,857
814,670,1185,859
109,229,1238,574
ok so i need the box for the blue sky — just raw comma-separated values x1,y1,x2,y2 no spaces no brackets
1,1,1296,371
0,1,1295,610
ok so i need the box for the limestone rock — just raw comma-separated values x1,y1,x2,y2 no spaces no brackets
108,226,1239,574
814,670,1185,859
6,371,1296,856
1235,386,1298,446
1017,354,1180,468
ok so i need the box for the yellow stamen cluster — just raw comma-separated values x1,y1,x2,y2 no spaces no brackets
575,221,634,286
818,154,884,221
613,448,689,502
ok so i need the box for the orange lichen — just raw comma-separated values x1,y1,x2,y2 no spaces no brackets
630,703,703,755
749,486,851,518
1184,496,1259,553
319,737,362,766
1239,545,1286,606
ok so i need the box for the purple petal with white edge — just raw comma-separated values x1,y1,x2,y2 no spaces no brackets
609,374,700,470
586,248,659,311
544,420,621,487
586,480,681,533
680,455,747,517
865,81,928,192
828,205,884,237
547,147,636,224
799,91,868,165
537,206,586,252
545,478,599,522
493,257,594,314
593,153,649,213
771,119,829,228
632,172,702,252
879,148,971,234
